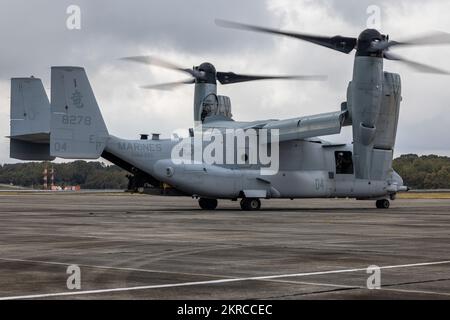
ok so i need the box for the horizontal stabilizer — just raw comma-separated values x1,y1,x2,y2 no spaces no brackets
10,138,54,161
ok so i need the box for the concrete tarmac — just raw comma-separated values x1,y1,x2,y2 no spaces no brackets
0,192,449,299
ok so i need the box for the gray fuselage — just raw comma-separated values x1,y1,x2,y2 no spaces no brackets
103,134,402,200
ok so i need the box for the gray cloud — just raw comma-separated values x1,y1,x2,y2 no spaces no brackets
0,0,273,77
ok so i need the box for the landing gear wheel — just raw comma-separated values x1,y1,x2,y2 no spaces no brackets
198,198,218,210
376,199,390,209
240,198,261,211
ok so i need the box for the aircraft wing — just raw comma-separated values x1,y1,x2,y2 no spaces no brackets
262,110,347,142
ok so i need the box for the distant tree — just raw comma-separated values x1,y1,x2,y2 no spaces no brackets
393,154,450,189
0,161,128,189
1,154,449,190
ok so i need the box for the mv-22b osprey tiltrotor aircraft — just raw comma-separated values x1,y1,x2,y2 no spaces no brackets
8,20,450,210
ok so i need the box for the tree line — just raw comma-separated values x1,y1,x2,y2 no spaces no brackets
392,154,450,189
0,154,449,190
0,160,128,189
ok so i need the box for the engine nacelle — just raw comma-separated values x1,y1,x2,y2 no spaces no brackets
346,57,401,180
374,72,401,150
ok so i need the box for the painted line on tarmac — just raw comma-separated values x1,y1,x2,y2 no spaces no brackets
0,257,232,279
266,279,450,297
380,287,450,297
0,260,449,300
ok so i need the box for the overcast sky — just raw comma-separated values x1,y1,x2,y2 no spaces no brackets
1,0,449,164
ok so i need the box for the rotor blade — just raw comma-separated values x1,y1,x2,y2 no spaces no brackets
215,19,357,54
121,56,201,78
384,51,450,75
372,31,450,51
140,79,195,90
216,72,327,84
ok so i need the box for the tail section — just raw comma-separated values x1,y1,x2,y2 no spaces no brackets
50,67,109,159
9,77,54,160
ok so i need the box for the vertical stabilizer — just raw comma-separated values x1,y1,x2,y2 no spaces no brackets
50,67,109,159
9,77,54,160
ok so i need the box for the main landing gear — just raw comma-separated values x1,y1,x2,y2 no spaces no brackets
198,198,218,210
198,197,262,210
240,198,261,211
376,199,390,209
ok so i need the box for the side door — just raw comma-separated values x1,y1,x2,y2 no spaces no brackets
334,150,355,196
